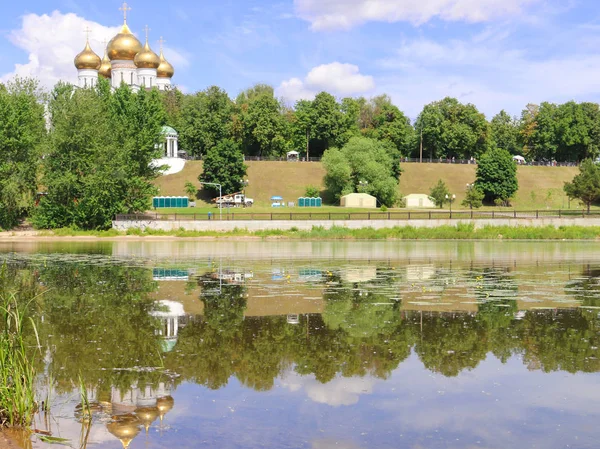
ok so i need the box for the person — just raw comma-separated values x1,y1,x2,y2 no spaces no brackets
208,211,212,221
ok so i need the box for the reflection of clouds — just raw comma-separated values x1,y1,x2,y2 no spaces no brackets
312,438,363,449
372,354,600,448
280,372,379,407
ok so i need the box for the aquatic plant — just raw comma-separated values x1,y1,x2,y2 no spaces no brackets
0,293,40,427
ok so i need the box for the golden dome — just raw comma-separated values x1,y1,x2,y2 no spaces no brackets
134,40,160,69
157,50,175,78
156,396,174,419
107,414,141,449
74,40,101,70
99,49,112,79
107,23,142,61
135,406,159,432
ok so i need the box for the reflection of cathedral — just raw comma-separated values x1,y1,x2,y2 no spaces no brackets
79,381,175,449
74,2,174,91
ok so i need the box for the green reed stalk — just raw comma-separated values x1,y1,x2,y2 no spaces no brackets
0,294,39,428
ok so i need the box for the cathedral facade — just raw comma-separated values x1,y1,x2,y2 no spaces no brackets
74,3,174,91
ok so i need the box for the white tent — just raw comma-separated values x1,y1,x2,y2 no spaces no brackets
287,151,299,161
513,155,526,163
340,193,377,208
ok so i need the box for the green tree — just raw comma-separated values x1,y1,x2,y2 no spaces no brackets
180,86,234,158
305,185,320,198
519,102,557,161
361,95,414,156
475,148,518,205
322,137,400,206
564,159,600,213
414,97,490,160
461,184,484,209
490,110,521,155
199,139,247,196
429,179,450,209
33,79,165,230
239,93,288,157
184,181,197,200
0,78,46,229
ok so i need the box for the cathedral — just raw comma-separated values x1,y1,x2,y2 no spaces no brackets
74,2,174,91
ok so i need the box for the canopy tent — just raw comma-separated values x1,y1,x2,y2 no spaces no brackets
287,151,299,161
513,155,526,162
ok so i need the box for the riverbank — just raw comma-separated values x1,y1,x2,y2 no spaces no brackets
1,224,600,240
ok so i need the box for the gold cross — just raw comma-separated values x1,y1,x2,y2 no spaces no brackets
119,2,132,22
158,36,166,51
84,26,92,41
144,25,151,42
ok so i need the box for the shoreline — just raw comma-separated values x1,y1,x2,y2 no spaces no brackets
0,224,600,241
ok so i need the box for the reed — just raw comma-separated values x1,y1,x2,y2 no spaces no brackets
0,294,39,428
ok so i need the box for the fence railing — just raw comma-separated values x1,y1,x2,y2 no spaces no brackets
115,209,600,222
183,155,579,166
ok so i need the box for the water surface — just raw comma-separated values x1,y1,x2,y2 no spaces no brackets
3,241,600,449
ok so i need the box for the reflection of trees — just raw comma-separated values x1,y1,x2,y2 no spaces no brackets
4,260,600,397
413,313,489,377
37,263,163,392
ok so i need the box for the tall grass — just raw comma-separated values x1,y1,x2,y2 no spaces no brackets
0,294,40,428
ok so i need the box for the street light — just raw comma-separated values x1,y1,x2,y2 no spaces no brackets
445,193,456,216
359,180,369,191
199,181,222,221
465,183,473,210
240,179,249,196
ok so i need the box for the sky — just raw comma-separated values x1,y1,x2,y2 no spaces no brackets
1,0,600,118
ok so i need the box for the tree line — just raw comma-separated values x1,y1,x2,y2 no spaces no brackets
2,76,600,230
166,86,600,163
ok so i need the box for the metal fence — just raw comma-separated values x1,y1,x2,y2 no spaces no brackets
183,155,579,166
115,209,600,222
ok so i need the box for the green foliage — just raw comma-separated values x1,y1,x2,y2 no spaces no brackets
32,79,165,230
462,184,484,209
199,139,247,195
490,110,521,155
233,85,289,158
184,181,197,200
429,179,450,208
414,97,490,160
564,159,600,212
322,137,401,206
0,78,46,229
179,86,234,158
520,101,600,162
475,148,518,205
304,185,320,198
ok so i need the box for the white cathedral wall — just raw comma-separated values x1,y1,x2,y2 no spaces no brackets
77,69,99,89
111,60,139,90
155,77,171,91
137,68,158,89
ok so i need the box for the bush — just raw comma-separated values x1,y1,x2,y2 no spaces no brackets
305,185,320,198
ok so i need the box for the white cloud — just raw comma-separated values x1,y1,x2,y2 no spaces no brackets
376,36,600,118
1,11,188,89
1,11,120,88
276,62,374,103
280,372,380,407
294,0,539,30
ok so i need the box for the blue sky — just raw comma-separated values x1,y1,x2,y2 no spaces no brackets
1,0,600,118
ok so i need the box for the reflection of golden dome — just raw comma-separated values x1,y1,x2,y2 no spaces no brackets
157,50,175,78
107,414,141,449
99,49,112,79
156,396,174,420
107,23,142,61
134,40,160,69
74,40,101,70
135,406,159,432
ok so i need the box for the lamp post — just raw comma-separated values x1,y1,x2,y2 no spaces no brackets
465,183,473,210
359,180,368,191
240,179,249,196
446,193,456,217
199,182,222,220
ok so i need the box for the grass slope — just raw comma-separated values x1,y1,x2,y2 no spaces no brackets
154,161,580,210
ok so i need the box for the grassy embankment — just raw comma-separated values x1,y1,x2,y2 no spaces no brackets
154,161,584,212
44,224,600,240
